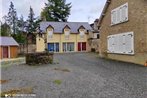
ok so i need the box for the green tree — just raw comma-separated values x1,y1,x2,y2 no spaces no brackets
41,0,72,22
0,22,11,36
5,1,18,34
26,6,36,33
17,15,25,32
11,32,26,43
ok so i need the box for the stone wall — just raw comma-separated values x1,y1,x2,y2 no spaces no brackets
99,0,147,65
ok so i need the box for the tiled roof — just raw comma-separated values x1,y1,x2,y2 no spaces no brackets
40,22,92,33
0,37,19,46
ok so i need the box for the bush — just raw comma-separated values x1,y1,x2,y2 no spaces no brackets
26,52,53,65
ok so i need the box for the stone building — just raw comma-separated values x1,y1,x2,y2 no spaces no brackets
98,0,147,65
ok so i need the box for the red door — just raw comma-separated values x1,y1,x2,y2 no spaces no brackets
82,42,86,51
78,42,81,51
3,46,8,58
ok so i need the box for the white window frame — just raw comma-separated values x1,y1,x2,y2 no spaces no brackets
65,30,70,40
48,29,53,39
111,2,128,25
107,32,134,55
80,30,85,39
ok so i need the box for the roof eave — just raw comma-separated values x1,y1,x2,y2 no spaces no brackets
98,0,111,28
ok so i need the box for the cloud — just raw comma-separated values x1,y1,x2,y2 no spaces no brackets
1,0,107,23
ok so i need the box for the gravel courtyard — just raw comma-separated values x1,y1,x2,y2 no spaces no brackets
1,53,147,98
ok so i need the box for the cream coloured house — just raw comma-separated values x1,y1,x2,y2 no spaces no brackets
36,22,92,53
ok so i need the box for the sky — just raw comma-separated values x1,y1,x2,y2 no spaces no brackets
1,0,106,23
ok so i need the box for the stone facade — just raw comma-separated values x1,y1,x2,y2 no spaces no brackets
88,19,100,52
99,0,147,65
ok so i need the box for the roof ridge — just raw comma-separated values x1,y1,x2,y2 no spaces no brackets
41,21,89,24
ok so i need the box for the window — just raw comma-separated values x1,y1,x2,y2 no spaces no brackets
107,32,134,55
93,33,99,39
97,34,100,39
48,29,53,39
80,31,84,39
63,42,74,52
65,30,70,40
111,2,128,25
48,43,59,52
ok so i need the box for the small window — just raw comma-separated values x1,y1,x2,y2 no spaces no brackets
80,31,84,39
48,30,53,39
65,31,70,40
97,34,100,39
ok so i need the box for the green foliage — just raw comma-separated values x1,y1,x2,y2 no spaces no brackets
0,22,11,36
11,32,26,44
26,6,36,33
17,15,25,32
41,0,72,22
5,2,18,34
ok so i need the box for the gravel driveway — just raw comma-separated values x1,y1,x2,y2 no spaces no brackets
1,53,147,98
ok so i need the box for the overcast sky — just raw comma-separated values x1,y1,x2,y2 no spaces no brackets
1,0,106,23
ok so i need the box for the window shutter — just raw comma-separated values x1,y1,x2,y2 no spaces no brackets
122,3,128,22
111,2,128,25
119,7,123,23
111,36,115,53
111,10,117,25
111,11,114,25
122,34,126,53
116,8,121,24
107,32,134,55
125,32,134,54
107,37,111,52
125,3,128,21
113,10,117,25
111,10,114,25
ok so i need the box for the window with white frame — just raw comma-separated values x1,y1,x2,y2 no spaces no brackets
107,32,134,55
65,30,70,40
48,29,53,39
111,2,128,25
80,30,85,39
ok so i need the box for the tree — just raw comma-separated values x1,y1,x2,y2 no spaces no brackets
5,2,18,34
17,15,25,32
26,6,36,33
0,22,11,36
41,0,72,22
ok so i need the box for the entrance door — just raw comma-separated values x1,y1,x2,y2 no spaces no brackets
78,42,86,51
78,42,81,51
48,43,54,52
82,42,86,51
54,43,59,52
3,46,8,58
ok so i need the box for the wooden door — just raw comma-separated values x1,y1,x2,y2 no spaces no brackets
3,46,8,58
82,42,86,51
78,42,81,51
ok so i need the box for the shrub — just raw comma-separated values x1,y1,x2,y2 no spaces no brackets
26,52,54,65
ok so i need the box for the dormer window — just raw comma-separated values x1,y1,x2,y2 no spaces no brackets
48,28,53,39
79,26,86,39
79,29,85,39
65,30,70,39
64,25,70,40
